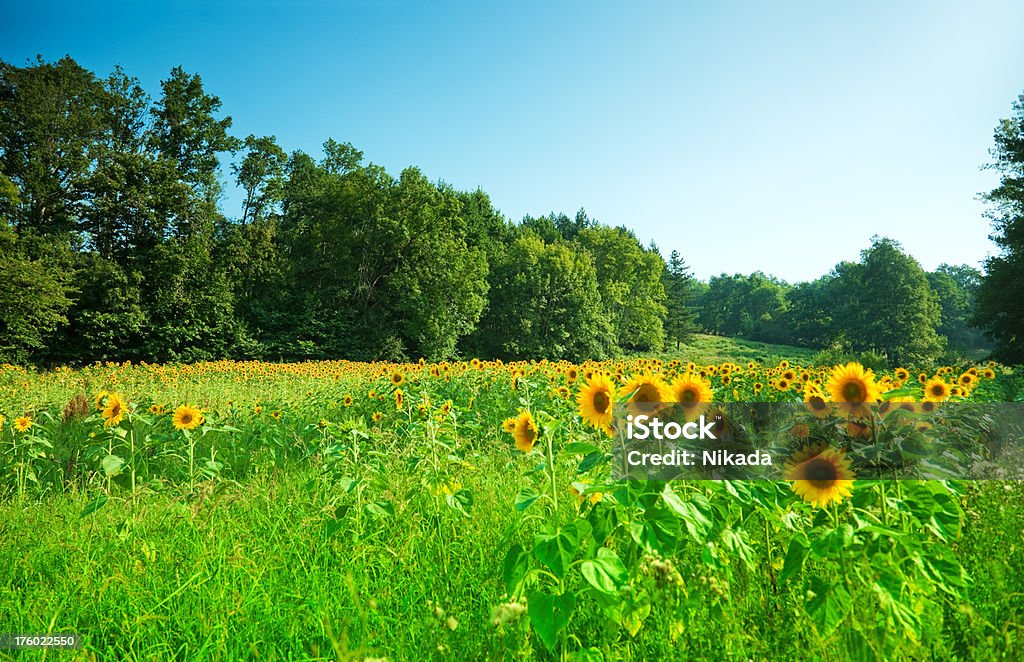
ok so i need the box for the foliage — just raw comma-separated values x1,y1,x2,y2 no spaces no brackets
976,93,1024,363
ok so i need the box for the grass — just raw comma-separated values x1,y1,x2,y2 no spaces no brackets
3,457,1024,659
661,333,818,366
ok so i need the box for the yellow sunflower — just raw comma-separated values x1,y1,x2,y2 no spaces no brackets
391,371,405,387
826,362,880,418
502,417,517,433
172,405,204,431
622,373,673,415
13,415,32,433
577,372,616,431
922,376,950,403
957,372,977,390
511,410,539,453
669,374,713,420
803,389,833,418
101,391,128,429
372,411,383,423
784,445,855,507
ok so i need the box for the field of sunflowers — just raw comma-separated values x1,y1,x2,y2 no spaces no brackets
1,355,1023,660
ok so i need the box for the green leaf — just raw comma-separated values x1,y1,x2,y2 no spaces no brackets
577,451,607,474
515,487,542,511
363,500,394,518
563,442,601,455
502,543,531,595
637,505,679,554
661,484,712,542
780,533,808,582
81,493,109,518
581,548,629,595
101,454,125,477
805,578,851,635
527,589,576,652
619,587,651,637
533,520,591,579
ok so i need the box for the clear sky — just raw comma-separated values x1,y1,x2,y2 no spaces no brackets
3,1,1023,282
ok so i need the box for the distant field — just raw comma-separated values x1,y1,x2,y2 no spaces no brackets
661,333,818,365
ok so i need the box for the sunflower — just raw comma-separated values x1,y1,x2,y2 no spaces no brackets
894,367,910,382
0,414,4,430
343,394,354,407
148,404,165,415
982,368,996,380
784,445,855,507
803,390,832,418
502,417,517,433
172,405,204,431
101,391,128,429
922,376,950,402
390,371,405,387
669,374,713,420
566,367,579,383
622,374,673,416
394,388,404,410
372,411,383,423
826,362,880,418
577,372,616,430
13,416,32,433
957,372,977,390
511,410,539,453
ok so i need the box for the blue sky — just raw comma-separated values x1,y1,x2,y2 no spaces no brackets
4,1,1023,282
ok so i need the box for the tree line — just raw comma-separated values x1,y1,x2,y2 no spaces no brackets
0,57,1021,367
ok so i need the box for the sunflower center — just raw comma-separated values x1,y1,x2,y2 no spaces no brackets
931,384,945,396
678,388,697,403
635,384,659,402
804,457,839,488
180,413,193,425
593,390,610,414
841,381,866,401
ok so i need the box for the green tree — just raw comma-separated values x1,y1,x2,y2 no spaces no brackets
574,226,666,352
149,66,240,199
471,233,613,361
833,237,943,365
976,94,1024,363
927,265,987,353
662,250,698,348
0,217,73,363
233,135,287,224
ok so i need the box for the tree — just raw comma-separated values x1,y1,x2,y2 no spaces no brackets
471,233,613,361
976,93,1024,363
574,226,666,352
927,265,987,353
0,56,104,237
232,135,287,224
662,250,698,348
150,66,239,198
833,237,943,365
0,217,73,363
